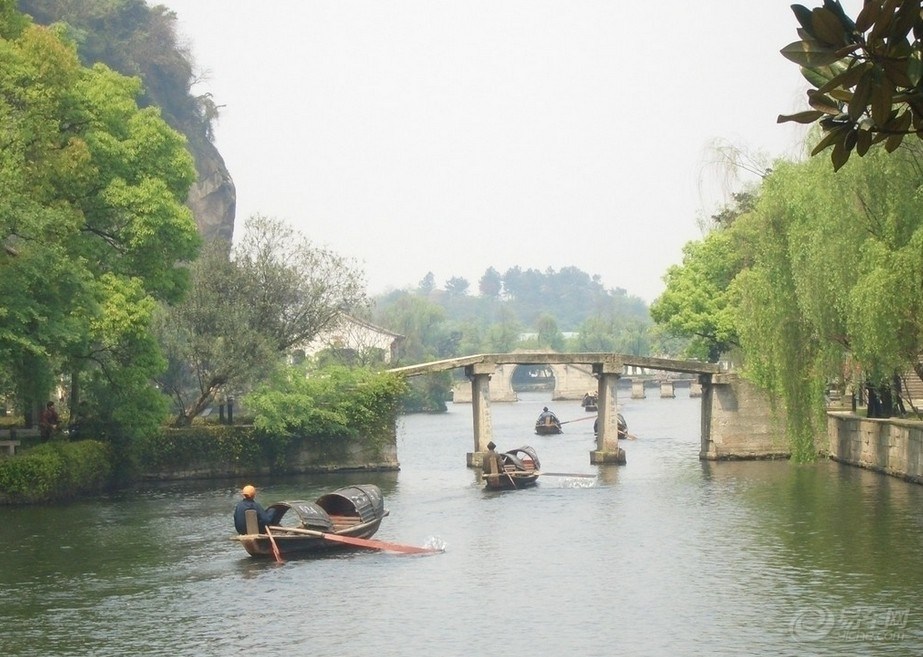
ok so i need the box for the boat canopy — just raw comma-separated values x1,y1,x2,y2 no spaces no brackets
266,501,335,532
266,485,386,531
502,446,541,471
316,484,385,524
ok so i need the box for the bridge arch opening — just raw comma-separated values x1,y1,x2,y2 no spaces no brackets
511,364,555,393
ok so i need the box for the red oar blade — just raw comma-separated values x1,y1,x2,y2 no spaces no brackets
268,525,442,555
319,532,442,554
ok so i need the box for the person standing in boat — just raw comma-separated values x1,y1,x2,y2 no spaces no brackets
233,484,273,535
483,440,503,473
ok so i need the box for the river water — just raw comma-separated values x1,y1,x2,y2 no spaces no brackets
1,392,922,656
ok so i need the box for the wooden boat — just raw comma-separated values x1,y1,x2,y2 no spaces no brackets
483,446,541,490
234,484,388,558
582,394,598,412
534,413,562,435
593,413,628,439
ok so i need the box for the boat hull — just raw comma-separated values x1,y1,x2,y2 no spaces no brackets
483,471,539,490
534,423,562,435
235,517,385,557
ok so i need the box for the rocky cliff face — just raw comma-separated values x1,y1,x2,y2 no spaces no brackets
187,135,236,244
18,0,238,246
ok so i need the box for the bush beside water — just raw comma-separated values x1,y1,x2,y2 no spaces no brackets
0,441,113,504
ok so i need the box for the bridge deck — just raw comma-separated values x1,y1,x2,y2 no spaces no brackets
388,352,721,377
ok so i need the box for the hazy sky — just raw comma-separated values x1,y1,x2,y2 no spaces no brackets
156,1,862,303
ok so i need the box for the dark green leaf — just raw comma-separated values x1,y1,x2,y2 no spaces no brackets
823,0,857,32
892,0,918,41
791,4,817,38
802,66,834,88
855,0,880,32
908,53,923,87
831,136,851,170
781,40,843,67
812,7,848,46
885,131,905,152
881,58,912,88
856,127,873,155
848,69,874,122
808,90,842,114
778,110,826,124
870,74,894,127
869,0,898,42
811,124,848,155
817,61,871,94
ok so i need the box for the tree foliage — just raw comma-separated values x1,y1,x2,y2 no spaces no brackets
779,0,923,170
0,4,199,441
654,140,923,460
155,216,367,424
246,364,408,457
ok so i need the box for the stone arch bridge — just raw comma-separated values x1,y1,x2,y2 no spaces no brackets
389,353,784,468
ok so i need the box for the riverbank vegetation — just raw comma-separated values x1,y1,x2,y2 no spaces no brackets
652,2,923,461
0,3,401,502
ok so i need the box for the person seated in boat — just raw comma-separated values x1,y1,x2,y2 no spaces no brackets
537,406,560,427
593,414,628,438
233,484,274,535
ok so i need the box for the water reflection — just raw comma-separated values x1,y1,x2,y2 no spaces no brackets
1,393,922,656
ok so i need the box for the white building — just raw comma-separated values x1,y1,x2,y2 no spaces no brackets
295,314,404,365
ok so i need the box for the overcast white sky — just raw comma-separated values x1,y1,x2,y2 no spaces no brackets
156,0,863,303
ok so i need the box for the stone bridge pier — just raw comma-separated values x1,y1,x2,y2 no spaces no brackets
463,359,626,467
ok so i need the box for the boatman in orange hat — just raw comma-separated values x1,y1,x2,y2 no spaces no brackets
233,484,274,535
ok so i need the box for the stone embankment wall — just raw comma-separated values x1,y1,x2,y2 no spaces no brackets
825,413,923,484
141,437,399,481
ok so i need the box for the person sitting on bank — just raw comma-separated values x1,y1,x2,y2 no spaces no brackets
39,401,59,442
233,484,274,535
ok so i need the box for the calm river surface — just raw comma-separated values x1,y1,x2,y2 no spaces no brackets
2,392,923,656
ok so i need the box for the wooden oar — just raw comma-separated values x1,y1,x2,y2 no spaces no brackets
268,525,441,555
559,416,596,425
265,525,283,564
536,471,598,478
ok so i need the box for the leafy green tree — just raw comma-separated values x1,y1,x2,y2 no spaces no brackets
1,8,199,440
376,293,448,363
483,306,522,352
478,266,502,298
650,231,744,362
779,0,923,170
445,276,470,296
155,216,367,424
535,313,565,351
417,272,436,296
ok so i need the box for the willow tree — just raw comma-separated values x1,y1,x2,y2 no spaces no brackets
734,144,923,458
